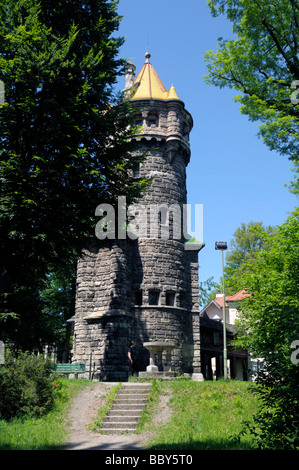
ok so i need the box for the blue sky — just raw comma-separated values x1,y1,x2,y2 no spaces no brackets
116,0,297,287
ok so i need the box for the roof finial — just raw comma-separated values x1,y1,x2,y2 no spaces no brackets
145,36,151,63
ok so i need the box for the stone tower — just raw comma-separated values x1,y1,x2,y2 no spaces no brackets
72,52,204,381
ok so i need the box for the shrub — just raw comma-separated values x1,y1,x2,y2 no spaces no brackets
245,364,299,450
0,349,55,420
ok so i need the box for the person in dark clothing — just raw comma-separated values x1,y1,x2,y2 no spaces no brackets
127,341,137,376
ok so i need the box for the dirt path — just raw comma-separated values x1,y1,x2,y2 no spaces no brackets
64,382,171,451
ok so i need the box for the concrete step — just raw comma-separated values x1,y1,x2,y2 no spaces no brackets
100,428,137,434
100,421,138,431
100,423,137,430
114,394,148,400
114,399,148,405
101,425,137,431
120,386,151,392
108,409,142,416
112,404,145,409
117,384,151,394
103,415,140,423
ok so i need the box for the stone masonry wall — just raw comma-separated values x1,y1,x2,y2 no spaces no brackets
72,95,201,381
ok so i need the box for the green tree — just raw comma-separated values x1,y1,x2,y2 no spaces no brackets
0,0,147,349
39,267,76,361
224,221,276,294
199,276,218,308
204,0,299,192
234,209,299,449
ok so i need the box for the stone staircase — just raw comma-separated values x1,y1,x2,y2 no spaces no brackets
100,382,152,434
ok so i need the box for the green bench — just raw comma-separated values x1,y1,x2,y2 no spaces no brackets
53,363,86,379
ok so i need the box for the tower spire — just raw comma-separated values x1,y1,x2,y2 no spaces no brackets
131,52,180,100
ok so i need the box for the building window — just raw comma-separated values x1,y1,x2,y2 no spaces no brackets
147,113,158,127
213,332,220,346
149,290,159,305
134,114,143,127
158,207,168,225
132,289,142,305
166,291,175,306
134,164,140,178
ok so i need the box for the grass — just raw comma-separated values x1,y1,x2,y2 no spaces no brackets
140,379,259,450
0,378,259,450
89,382,122,433
0,378,89,450
136,378,162,431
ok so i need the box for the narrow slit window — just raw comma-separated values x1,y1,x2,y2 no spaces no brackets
134,164,140,178
213,332,220,346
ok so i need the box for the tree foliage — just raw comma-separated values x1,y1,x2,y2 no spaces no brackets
205,221,276,300
0,0,148,349
204,2,299,447
199,276,218,308
39,267,76,361
233,211,299,357
205,0,299,191
233,209,299,449
224,221,276,295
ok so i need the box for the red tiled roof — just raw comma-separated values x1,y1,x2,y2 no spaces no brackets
226,289,249,301
214,296,227,308
214,290,249,307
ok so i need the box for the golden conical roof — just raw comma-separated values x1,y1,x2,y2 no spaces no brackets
131,52,180,101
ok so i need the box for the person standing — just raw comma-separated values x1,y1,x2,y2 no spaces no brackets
127,341,136,376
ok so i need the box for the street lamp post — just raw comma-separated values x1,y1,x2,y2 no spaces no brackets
215,241,228,379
